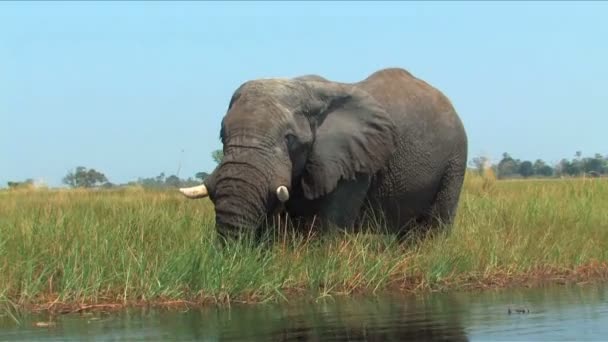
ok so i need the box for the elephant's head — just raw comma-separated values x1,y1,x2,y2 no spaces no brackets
180,76,398,241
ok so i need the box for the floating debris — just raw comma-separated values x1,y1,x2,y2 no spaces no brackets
34,321,56,328
508,306,530,314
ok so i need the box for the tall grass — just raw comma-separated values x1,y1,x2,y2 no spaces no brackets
0,175,607,312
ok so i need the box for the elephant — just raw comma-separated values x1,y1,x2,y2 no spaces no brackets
180,67,468,242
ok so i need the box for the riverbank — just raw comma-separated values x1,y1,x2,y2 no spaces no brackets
1,175,607,314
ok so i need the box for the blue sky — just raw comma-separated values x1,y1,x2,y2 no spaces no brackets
1,1,607,187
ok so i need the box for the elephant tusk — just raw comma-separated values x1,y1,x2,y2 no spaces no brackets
276,186,290,203
179,184,209,199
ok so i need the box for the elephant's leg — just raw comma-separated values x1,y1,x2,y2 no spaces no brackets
423,157,467,230
317,174,372,230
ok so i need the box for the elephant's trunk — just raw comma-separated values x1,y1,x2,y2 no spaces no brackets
210,150,290,241
213,179,267,240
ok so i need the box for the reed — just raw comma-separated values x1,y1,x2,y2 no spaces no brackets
1,175,606,313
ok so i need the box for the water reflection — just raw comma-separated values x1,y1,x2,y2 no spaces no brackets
198,294,469,341
0,294,469,341
1,284,607,341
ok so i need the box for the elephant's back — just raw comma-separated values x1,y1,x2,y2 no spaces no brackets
357,67,466,159
357,68,459,127
359,68,467,206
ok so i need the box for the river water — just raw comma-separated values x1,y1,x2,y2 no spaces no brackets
1,283,607,341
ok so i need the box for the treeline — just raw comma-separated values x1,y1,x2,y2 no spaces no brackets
471,151,608,179
5,168,210,190
6,150,606,189
6,149,224,190
122,171,209,189
7,179,36,189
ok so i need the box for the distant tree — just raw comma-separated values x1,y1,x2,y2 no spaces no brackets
101,182,114,189
555,158,581,177
570,151,584,175
582,153,607,174
211,149,224,165
470,155,490,176
538,165,554,177
7,179,34,189
518,161,534,178
136,172,168,188
195,172,209,181
165,175,181,188
497,153,520,179
555,159,570,177
132,172,205,189
63,166,108,188
532,159,543,175
179,177,200,187
601,154,608,174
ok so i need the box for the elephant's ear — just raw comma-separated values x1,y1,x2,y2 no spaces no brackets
300,85,398,199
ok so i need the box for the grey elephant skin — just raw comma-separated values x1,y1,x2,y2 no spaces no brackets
181,67,468,242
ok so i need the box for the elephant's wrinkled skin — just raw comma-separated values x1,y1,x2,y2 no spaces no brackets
181,68,468,242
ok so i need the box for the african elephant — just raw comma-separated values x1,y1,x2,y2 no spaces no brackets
180,67,468,242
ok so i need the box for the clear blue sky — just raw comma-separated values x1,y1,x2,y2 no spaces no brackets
2,1,607,187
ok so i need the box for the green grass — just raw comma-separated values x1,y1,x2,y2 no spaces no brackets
1,175,607,313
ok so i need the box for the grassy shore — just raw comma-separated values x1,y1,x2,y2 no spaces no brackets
1,174,607,314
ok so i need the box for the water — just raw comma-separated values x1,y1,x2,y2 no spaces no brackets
1,283,607,341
